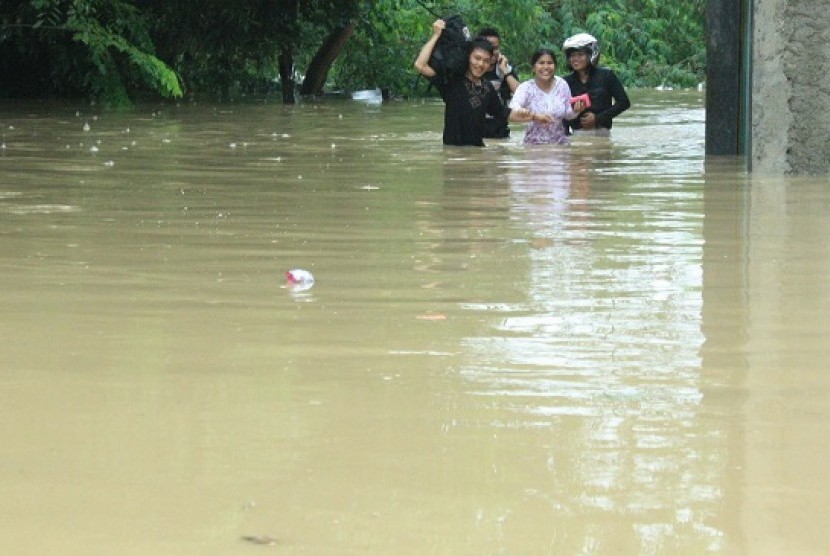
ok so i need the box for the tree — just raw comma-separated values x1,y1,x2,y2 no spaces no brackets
0,0,181,106
143,0,363,102
1,0,706,104
299,20,356,97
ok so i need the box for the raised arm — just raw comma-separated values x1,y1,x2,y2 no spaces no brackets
413,19,445,78
497,55,520,94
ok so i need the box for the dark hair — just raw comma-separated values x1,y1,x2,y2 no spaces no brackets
476,27,500,40
531,48,557,66
469,37,495,57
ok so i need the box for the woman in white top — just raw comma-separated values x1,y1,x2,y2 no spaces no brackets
510,48,586,145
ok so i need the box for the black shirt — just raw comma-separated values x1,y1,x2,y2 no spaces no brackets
432,74,512,146
482,67,518,138
564,66,630,132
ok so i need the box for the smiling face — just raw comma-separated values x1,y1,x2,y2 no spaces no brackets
533,53,556,81
468,47,493,80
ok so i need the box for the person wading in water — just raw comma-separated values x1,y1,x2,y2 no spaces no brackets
562,33,630,136
414,19,545,146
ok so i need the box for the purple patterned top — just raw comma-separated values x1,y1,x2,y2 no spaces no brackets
509,77,578,145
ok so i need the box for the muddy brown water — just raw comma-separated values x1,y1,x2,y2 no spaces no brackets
1,91,829,555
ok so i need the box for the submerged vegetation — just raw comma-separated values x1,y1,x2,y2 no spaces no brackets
0,0,704,107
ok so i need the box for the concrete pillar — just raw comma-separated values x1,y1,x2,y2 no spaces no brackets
751,0,830,174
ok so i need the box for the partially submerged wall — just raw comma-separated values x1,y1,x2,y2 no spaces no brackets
752,0,830,174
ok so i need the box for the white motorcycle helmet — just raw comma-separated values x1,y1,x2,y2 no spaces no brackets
563,33,600,66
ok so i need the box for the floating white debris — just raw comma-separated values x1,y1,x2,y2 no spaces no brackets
285,269,315,291
351,89,383,105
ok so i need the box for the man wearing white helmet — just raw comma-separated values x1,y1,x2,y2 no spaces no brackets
562,33,630,135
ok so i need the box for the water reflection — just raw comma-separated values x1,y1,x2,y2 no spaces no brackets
700,165,830,555
463,145,705,410
450,140,719,551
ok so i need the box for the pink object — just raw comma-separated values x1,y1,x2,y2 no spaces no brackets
569,93,591,108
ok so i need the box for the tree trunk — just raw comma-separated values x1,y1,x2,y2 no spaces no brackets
299,21,356,97
279,46,296,104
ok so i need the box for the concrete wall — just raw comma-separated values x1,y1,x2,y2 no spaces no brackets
752,0,830,174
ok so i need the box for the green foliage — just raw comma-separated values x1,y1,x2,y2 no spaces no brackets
331,0,704,97
66,0,182,106
331,0,422,94
0,0,181,107
138,0,362,99
332,0,558,97
0,0,705,103
547,0,705,88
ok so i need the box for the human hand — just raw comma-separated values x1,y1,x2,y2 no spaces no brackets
572,100,586,112
579,111,596,129
432,19,445,35
533,113,553,123
498,55,512,75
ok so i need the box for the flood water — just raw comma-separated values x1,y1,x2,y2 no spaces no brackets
1,91,829,555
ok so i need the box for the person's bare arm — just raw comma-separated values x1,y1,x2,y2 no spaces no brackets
504,72,520,93
414,19,445,78
508,107,552,123
498,56,520,93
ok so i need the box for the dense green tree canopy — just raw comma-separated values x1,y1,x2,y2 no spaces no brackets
0,0,704,106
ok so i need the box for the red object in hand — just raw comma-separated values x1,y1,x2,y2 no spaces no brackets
569,93,591,108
